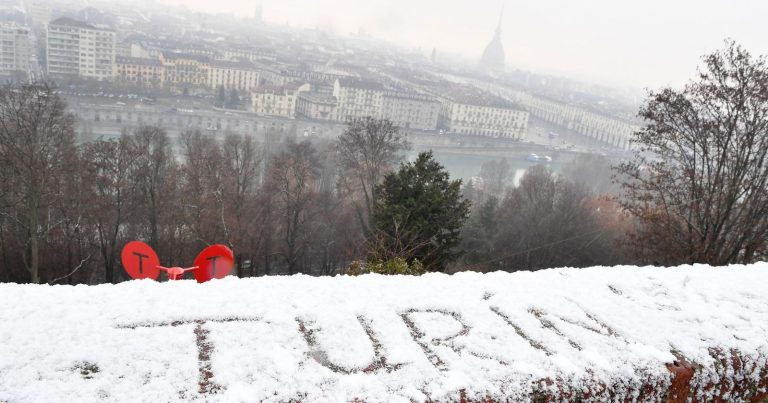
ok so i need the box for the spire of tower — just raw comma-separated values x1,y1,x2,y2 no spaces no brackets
479,3,506,74
496,5,504,38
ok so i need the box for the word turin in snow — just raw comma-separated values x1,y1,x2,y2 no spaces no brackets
118,304,624,395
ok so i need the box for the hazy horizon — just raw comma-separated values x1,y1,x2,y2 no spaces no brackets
150,0,768,91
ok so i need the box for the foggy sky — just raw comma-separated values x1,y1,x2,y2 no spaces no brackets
156,0,768,90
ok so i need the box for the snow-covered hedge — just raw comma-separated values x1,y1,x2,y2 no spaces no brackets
1,266,767,402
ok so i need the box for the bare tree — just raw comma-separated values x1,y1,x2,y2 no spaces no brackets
179,128,224,246
479,158,512,197
221,133,262,276
264,141,320,274
82,134,140,283
131,126,177,255
615,40,768,265
0,81,76,283
470,165,622,272
337,117,410,235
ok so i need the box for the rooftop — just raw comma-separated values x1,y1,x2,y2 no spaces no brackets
116,56,162,67
439,84,522,109
210,59,258,70
383,91,440,104
49,17,114,31
161,52,211,64
336,78,386,91
298,91,337,104
253,82,308,94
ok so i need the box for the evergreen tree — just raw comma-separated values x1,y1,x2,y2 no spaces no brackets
460,196,499,267
216,85,226,107
371,151,470,272
228,89,240,109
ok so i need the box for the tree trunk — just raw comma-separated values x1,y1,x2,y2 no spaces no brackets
29,222,39,284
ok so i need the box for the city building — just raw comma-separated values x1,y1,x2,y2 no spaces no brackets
223,46,276,62
333,78,385,122
46,17,115,80
282,68,354,85
160,52,210,87
296,92,338,120
381,91,440,131
439,86,528,139
0,23,33,77
479,9,505,74
255,62,286,86
511,90,638,149
208,59,260,92
114,56,164,87
115,42,131,57
252,82,310,118
29,1,51,31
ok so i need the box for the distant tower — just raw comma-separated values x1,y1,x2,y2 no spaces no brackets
479,7,505,74
254,2,263,22
431,48,437,63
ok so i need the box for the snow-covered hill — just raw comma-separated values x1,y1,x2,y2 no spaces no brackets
1,265,767,402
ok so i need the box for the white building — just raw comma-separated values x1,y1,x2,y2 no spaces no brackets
296,92,337,121
0,23,33,76
381,91,440,131
29,1,51,30
47,17,115,80
515,91,637,149
252,82,310,118
333,78,385,122
222,46,276,62
208,60,260,92
438,86,528,139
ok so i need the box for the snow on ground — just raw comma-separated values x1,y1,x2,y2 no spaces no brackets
0,265,767,402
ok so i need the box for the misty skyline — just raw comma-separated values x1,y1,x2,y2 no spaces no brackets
154,0,767,90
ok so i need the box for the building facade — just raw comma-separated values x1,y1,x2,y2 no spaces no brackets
381,91,440,131
222,46,276,62
252,82,310,118
333,78,385,122
208,60,260,91
255,62,286,86
47,17,115,80
439,88,528,139
160,52,210,87
0,23,33,76
296,92,338,120
511,90,638,149
114,56,164,87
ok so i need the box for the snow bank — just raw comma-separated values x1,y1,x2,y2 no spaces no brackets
1,265,767,402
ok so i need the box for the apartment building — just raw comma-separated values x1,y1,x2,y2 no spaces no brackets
208,59,260,91
252,82,310,118
0,23,32,76
223,46,276,62
439,87,528,139
160,52,210,87
296,92,338,120
255,62,286,86
47,17,115,80
333,78,385,122
114,56,164,87
381,91,440,131
517,92,636,149
29,1,51,30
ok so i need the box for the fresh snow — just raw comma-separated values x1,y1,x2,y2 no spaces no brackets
0,265,767,402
